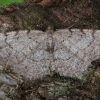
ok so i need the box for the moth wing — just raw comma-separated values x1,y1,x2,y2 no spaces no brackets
53,29,100,77
0,30,50,79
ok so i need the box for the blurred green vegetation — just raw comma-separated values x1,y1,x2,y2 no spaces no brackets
0,0,23,5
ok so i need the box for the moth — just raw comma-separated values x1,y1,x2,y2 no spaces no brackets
0,28,100,79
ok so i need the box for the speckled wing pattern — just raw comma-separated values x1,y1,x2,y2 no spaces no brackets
0,29,100,79
0,30,51,79
53,29,100,77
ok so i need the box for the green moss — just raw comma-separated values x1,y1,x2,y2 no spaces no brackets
0,0,23,5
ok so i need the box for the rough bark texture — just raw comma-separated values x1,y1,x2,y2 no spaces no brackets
0,29,100,79
0,1,100,99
